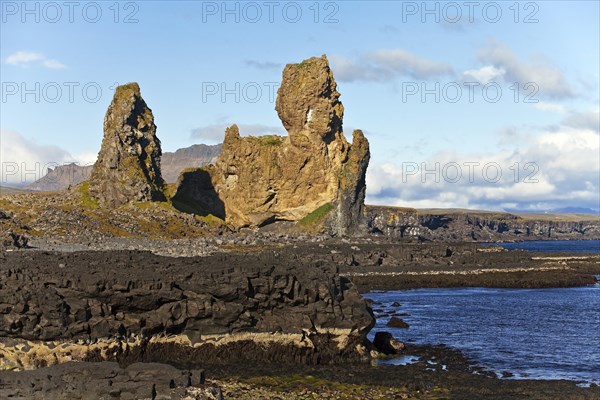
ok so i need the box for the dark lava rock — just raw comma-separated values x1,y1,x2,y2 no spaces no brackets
391,301,401,307
0,249,374,366
0,210,29,250
0,362,220,400
1,230,28,249
387,317,410,329
373,331,405,355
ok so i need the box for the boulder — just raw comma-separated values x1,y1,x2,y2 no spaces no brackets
373,331,405,355
0,210,29,250
387,317,410,329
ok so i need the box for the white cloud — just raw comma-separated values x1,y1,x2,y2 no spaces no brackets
5,51,44,65
534,102,567,114
462,65,506,83
330,50,453,82
191,123,285,143
5,51,67,69
477,41,574,99
368,49,454,79
0,129,89,185
366,125,600,212
42,59,67,69
328,55,370,82
561,109,599,132
73,151,98,166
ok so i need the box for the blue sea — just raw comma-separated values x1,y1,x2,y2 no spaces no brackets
365,240,600,385
493,239,600,253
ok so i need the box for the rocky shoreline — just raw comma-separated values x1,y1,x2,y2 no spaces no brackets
0,249,374,370
3,344,599,399
1,241,599,399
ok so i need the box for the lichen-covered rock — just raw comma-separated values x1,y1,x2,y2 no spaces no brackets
179,56,369,235
275,55,344,145
89,82,166,208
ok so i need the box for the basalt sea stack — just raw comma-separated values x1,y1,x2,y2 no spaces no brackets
175,55,370,235
89,83,166,207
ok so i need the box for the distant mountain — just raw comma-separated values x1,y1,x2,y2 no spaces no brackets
161,144,222,183
25,163,93,192
24,144,223,192
551,207,599,215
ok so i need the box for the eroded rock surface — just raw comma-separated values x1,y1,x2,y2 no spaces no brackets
0,250,374,369
89,82,166,207
176,56,370,235
0,362,220,400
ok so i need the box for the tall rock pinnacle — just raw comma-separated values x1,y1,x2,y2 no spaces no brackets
275,55,344,145
89,83,166,207
175,55,370,235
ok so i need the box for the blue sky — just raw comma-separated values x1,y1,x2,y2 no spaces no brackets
1,1,599,212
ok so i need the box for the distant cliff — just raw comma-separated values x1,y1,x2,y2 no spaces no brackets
25,164,93,192
366,206,600,241
161,144,221,183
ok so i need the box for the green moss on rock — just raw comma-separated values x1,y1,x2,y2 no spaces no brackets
299,203,334,227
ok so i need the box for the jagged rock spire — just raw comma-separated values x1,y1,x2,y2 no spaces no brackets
89,83,166,207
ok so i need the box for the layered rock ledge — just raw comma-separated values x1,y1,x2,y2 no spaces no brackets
0,250,374,370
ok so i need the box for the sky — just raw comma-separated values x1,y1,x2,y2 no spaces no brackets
1,0,599,212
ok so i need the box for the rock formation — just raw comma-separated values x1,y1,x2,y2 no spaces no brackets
0,250,375,369
176,55,370,235
88,83,166,207
366,205,600,241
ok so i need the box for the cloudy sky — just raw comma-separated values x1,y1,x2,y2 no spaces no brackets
1,1,598,212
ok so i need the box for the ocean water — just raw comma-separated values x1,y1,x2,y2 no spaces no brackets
365,240,600,384
493,239,600,253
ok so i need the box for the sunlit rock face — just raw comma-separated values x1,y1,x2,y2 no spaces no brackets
178,55,370,235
